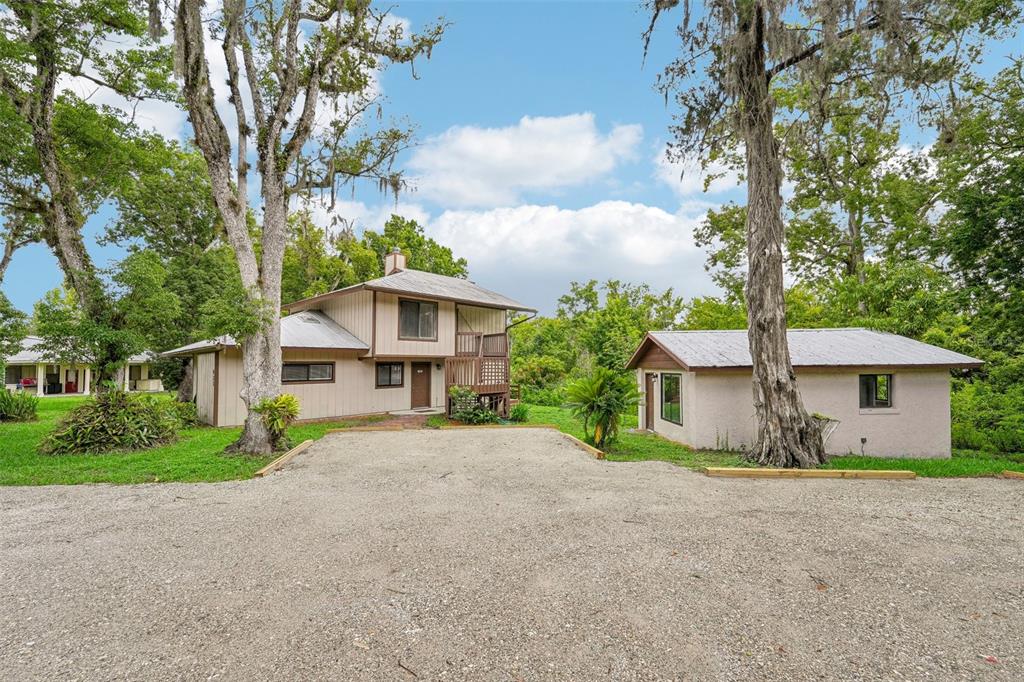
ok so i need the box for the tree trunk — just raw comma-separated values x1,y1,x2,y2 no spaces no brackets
738,4,825,468
846,207,867,313
176,357,194,403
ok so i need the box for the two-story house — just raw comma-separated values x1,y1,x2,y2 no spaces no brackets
163,250,535,426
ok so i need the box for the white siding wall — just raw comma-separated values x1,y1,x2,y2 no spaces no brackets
215,348,447,426
195,352,216,425
638,365,953,459
456,305,506,334
374,293,456,357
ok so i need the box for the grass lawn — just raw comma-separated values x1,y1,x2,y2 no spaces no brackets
0,396,385,486
522,404,1024,478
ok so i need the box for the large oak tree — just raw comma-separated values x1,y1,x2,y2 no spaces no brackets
171,1,443,453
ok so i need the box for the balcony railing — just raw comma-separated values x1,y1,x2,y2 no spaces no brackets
455,332,508,357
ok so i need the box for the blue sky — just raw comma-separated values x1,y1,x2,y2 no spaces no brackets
2,2,1018,316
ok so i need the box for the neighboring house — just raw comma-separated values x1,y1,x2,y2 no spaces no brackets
3,337,164,395
163,250,536,427
626,328,983,459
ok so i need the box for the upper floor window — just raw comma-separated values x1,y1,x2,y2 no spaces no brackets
282,362,334,383
399,299,438,340
859,374,892,408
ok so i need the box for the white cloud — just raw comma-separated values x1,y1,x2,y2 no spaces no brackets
429,201,716,311
654,146,742,197
407,113,643,208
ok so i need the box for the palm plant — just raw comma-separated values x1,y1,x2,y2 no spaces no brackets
565,367,641,448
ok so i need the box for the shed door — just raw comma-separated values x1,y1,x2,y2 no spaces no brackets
411,362,431,409
645,373,656,429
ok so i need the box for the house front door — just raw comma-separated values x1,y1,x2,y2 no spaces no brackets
411,362,431,409
645,373,656,430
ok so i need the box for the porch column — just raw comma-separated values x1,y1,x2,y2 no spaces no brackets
124,367,130,392
36,363,45,396
83,367,91,395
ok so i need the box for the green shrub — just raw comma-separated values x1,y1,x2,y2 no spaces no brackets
566,367,640,448
252,394,301,450
519,383,566,407
0,389,39,422
448,385,500,424
168,400,199,428
39,391,181,455
508,403,530,423
952,422,993,451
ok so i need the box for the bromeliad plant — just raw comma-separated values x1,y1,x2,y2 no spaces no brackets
0,389,39,422
252,394,301,451
565,367,641,448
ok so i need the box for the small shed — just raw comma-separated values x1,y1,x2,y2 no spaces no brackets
625,328,983,459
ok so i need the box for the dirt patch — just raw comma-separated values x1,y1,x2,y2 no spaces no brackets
1,428,1021,680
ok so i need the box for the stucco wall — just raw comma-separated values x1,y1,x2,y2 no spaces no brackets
213,348,447,427
637,369,699,445
637,366,953,459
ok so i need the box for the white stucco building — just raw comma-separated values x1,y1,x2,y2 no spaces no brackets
626,328,983,459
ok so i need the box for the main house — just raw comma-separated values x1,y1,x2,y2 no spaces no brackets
4,336,163,395
164,250,536,426
626,328,983,459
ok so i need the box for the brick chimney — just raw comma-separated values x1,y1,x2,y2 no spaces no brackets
384,247,406,274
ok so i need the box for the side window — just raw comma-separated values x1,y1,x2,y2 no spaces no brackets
859,374,893,408
661,373,682,425
282,363,334,383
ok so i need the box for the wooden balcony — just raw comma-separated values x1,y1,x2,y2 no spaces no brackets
446,332,511,416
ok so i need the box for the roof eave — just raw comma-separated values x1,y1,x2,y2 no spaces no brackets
624,333,691,370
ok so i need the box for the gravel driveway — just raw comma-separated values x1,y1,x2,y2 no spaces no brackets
1,428,1022,681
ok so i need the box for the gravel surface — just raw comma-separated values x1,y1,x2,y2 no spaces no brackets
1,428,1022,681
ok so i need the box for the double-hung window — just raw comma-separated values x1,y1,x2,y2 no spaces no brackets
282,363,334,383
859,374,893,408
399,299,438,340
661,373,682,425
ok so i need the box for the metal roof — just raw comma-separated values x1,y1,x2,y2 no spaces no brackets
287,268,536,312
280,310,368,350
8,337,157,365
626,328,984,370
161,310,368,357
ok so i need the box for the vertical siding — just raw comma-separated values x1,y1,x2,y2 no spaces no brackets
212,349,448,427
374,293,456,357
317,290,374,344
218,348,246,427
456,305,507,334
195,352,216,425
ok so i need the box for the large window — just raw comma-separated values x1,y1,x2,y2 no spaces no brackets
282,362,334,384
399,299,438,340
5,365,26,385
859,374,893,408
661,373,682,425
376,362,404,388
